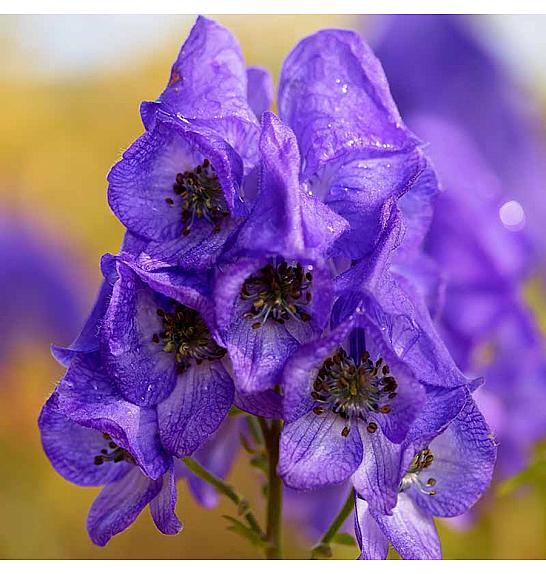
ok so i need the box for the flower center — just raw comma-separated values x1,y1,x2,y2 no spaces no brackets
241,261,313,329
311,348,397,437
152,302,226,373
165,158,229,236
94,433,135,466
399,448,437,495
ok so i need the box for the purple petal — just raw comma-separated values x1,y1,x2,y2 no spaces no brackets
247,67,274,119
117,256,217,336
39,394,128,487
150,466,183,535
352,428,403,515
87,467,162,546
411,396,496,518
326,149,426,259
224,310,306,394
405,385,469,445
108,112,244,243
56,352,170,480
279,410,363,490
101,262,178,406
51,277,112,366
279,28,417,180
235,389,283,419
141,16,259,170
158,361,234,457
236,112,347,259
372,493,441,560
355,497,389,560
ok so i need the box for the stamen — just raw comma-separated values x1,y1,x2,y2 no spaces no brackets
311,347,397,437
93,433,135,466
399,448,437,495
240,261,313,328
164,158,229,235
152,301,226,371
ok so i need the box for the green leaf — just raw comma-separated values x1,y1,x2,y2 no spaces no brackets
228,406,244,417
222,515,270,549
331,533,357,546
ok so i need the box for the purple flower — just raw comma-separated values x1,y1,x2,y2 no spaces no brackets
355,394,496,559
108,17,262,271
0,211,84,362
278,28,433,261
213,113,345,394
407,113,546,479
39,353,182,546
374,15,546,262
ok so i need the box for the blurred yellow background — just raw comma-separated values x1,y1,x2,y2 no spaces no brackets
0,14,544,559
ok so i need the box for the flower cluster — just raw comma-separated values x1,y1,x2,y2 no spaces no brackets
39,16,496,558
375,14,546,482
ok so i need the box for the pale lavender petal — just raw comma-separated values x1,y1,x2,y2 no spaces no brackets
355,496,389,560
373,493,441,560
279,410,363,490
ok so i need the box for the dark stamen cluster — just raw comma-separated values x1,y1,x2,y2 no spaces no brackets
94,433,135,466
152,302,226,373
241,261,313,329
311,348,397,437
400,448,437,495
165,158,229,236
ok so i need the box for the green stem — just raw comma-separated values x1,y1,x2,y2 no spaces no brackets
263,418,283,559
311,490,355,559
182,457,264,537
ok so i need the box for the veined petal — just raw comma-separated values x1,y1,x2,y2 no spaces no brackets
108,112,244,245
158,361,234,458
410,396,496,518
56,352,170,480
352,428,403,515
39,394,128,487
247,67,274,119
150,465,183,535
372,493,441,560
234,389,283,419
355,496,389,560
101,262,177,406
325,149,426,259
236,113,347,259
279,28,417,180
141,16,259,169
279,410,363,490
87,467,163,546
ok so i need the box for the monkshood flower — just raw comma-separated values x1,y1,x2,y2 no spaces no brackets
278,214,474,494
277,28,435,262
213,112,346,394
410,116,546,477
374,14,546,267
354,394,496,559
39,354,182,546
108,17,262,271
